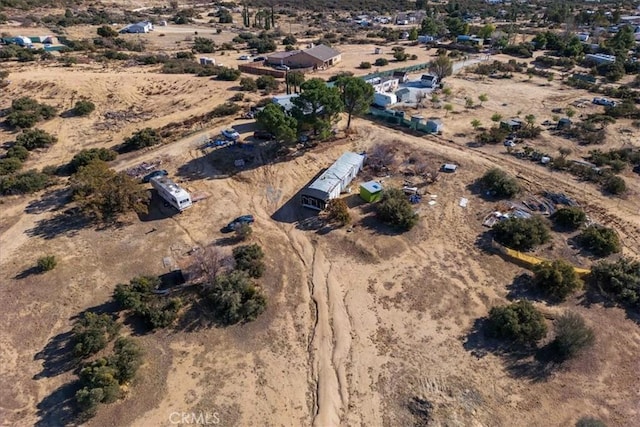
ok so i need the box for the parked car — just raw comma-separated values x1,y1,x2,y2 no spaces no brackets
239,55,251,60
633,164,640,175
223,215,255,232
592,97,616,107
142,169,168,183
504,140,516,147
253,130,274,140
221,128,240,141
275,65,290,71
253,56,266,62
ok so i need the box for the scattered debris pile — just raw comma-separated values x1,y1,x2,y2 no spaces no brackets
483,192,578,227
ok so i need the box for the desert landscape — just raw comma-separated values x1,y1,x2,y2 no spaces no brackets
1,1,640,427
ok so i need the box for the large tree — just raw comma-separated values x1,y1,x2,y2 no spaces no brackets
428,55,453,81
71,160,149,222
292,78,343,137
256,103,297,144
335,76,374,130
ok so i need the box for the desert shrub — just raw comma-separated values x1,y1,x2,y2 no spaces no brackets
478,168,520,198
475,126,510,145
603,175,626,195
576,417,606,427
247,38,276,54
502,44,533,58
230,93,245,102
492,216,550,251
210,102,240,117
114,276,183,329
487,300,547,346
256,75,279,92
591,257,640,308
235,223,253,241
97,25,118,38
551,312,595,360
359,61,372,69
374,58,389,66
325,198,351,226
533,260,583,301
233,244,265,278
240,77,257,91
282,34,297,45
216,67,241,81
109,337,143,382
192,36,215,53
551,207,586,230
0,169,51,195
70,148,117,173
76,360,121,417
121,128,162,152
5,97,57,129
0,157,23,175
72,100,96,116
202,270,266,325
71,160,148,222
6,145,30,162
72,312,121,358
15,129,57,150
37,255,57,272
376,188,418,231
577,226,621,257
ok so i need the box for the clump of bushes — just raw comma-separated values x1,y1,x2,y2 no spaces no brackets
590,257,640,309
210,102,240,118
69,148,118,173
487,300,547,346
359,61,372,69
325,198,351,226
551,312,595,360
114,276,183,329
71,312,121,358
5,97,57,129
551,207,586,231
376,188,418,231
240,77,258,91
0,157,23,175
37,255,57,272
201,270,267,325
233,244,265,278
121,128,162,152
577,225,621,257
15,129,58,150
533,260,583,301
72,100,96,116
216,67,241,81
478,168,520,198
492,216,550,251
256,75,279,93
0,170,52,195
374,58,389,66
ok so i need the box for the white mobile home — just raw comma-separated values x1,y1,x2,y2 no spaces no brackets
301,152,365,210
373,92,398,107
150,176,192,211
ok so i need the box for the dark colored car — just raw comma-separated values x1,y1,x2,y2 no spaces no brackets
222,215,255,232
633,164,640,175
253,56,266,62
253,130,274,140
142,169,168,183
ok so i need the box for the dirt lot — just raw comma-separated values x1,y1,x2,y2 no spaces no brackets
2,11,640,427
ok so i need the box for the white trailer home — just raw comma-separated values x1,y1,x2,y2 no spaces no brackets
150,176,192,211
301,152,365,210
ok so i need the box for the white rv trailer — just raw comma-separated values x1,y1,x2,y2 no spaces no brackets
150,176,192,211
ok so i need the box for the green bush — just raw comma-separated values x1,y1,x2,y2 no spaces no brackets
5,97,57,129
359,61,372,69
590,257,640,308
121,128,162,152
70,148,118,173
577,226,621,257
478,168,520,198
72,312,121,358
202,270,267,325
114,276,182,329
552,312,595,360
76,360,121,416
240,77,258,91
72,100,96,116
374,58,389,66
6,145,30,162
109,337,143,382
603,175,626,195
210,102,240,117
533,260,583,301
0,157,23,175
0,170,51,195
492,216,550,251
376,188,418,230
235,223,253,241
216,67,241,81
576,417,606,427
15,129,57,151
475,126,510,145
192,37,215,53
233,244,265,278
97,25,118,38
256,75,279,92
487,300,548,346
282,34,297,45
37,255,57,272
326,198,351,226
551,207,586,230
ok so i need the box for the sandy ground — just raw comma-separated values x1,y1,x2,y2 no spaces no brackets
1,17,640,427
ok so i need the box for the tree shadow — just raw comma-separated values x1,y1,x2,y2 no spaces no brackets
137,190,179,222
578,283,640,326
26,208,92,240
33,331,77,380
35,380,82,427
358,213,407,236
25,188,72,215
463,317,559,382
14,265,42,279
505,273,546,303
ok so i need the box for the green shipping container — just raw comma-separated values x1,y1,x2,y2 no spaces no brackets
360,181,383,203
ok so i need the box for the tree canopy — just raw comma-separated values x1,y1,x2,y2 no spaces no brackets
255,103,297,144
292,78,343,137
376,188,418,231
533,260,583,301
335,76,375,129
492,216,550,251
487,300,548,346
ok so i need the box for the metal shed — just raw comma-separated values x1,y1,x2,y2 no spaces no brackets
360,181,383,203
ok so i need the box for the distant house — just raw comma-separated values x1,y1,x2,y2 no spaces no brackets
585,53,617,65
267,44,341,69
120,21,154,33
456,35,484,46
426,119,443,133
373,92,398,107
367,76,399,93
395,87,411,103
500,119,523,131
393,70,409,83
14,36,32,47
272,94,299,114
421,74,438,88
301,152,365,210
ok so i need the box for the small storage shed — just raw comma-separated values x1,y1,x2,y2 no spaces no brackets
360,181,383,203
395,88,411,102
426,119,443,133
442,163,458,173
557,117,572,130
